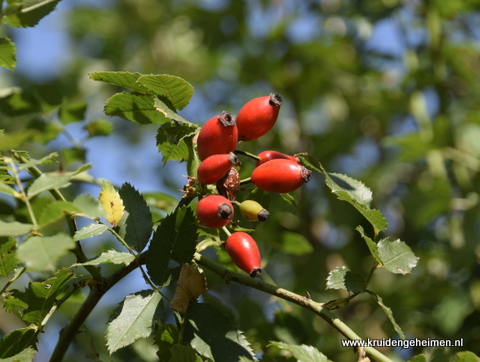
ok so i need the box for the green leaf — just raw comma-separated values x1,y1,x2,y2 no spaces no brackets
156,122,198,164
88,71,151,94
268,341,330,362
16,152,58,170
326,266,366,293
0,327,37,359
356,225,381,263
106,290,164,354
0,88,42,117
17,269,74,324
84,118,113,138
16,233,76,271
117,182,153,252
136,74,194,110
27,165,92,197
0,220,33,237
104,92,165,124
59,100,87,124
367,290,405,339
453,351,480,362
184,303,257,362
0,37,16,71
72,249,135,267
0,237,19,277
154,323,179,360
377,238,419,275
73,223,109,241
296,152,323,173
38,200,81,227
0,346,37,362
169,344,200,362
153,97,190,124
408,355,427,362
280,231,313,256
146,206,198,287
73,194,105,219
2,0,63,28
75,326,101,362
0,180,17,196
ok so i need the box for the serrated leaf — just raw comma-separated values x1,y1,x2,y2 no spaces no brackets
38,200,81,227
16,152,58,170
146,206,198,287
99,180,124,227
170,265,207,314
154,323,179,360
106,290,164,354
73,223,109,241
17,269,74,324
184,303,257,362
0,220,33,236
0,346,37,362
72,250,135,267
27,165,92,197
73,194,105,219
377,238,419,275
16,233,76,271
104,92,166,124
0,37,16,71
368,291,405,339
296,152,323,173
117,182,153,251
268,341,330,362
156,122,198,164
59,100,87,124
0,237,18,277
136,74,194,111
326,266,366,293
2,0,63,28
0,327,37,359
356,225,381,263
153,97,190,124
88,71,151,94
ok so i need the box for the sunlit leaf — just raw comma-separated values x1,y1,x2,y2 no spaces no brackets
73,223,109,241
137,74,194,110
72,249,135,267
106,290,164,354
3,0,63,28
88,71,150,94
356,225,381,263
377,238,419,275
326,266,366,293
268,341,330,362
0,37,16,71
16,233,76,271
104,92,165,124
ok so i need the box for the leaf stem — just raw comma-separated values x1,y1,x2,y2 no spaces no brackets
233,149,260,162
193,252,394,362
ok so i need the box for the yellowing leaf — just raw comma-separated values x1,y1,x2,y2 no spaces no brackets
99,180,124,227
170,264,207,314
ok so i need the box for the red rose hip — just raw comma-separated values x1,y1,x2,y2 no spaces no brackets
196,112,238,160
197,152,239,185
235,93,283,141
225,232,261,278
251,159,312,193
256,150,299,166
196,195,234,228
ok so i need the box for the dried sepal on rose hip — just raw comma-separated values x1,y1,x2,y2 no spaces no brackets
255,150,299,166
196,112,238,160
196,194,234,229
197,152,239,185
238,200,269,221
216,167,240,202
250,159,312,193
225,232,262,278
235,93,283,141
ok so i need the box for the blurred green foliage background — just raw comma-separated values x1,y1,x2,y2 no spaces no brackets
1,0,480,361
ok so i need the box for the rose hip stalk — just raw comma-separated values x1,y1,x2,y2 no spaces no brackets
196,112,238,160
225,232,262,278
251,159,312,193
235,93,283,141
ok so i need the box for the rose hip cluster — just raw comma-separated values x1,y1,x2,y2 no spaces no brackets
194,94,312,278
